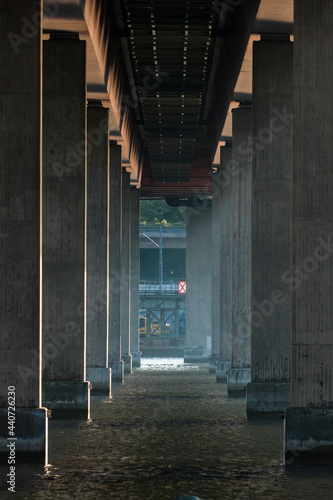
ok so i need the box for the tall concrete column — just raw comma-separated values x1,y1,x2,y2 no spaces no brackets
285,1,333,465
42,34,90,418
216,145,232,382
121,170,132,374
130,187,141,368
184,205,212,363
247,38,293,419
0,0,48,463
227,105,252,396
108,144,124,383
210,176,221,374
86,102,112,395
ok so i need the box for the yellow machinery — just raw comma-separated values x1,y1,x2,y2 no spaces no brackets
139,315,147,337
139,315,170,336
150,320,161,335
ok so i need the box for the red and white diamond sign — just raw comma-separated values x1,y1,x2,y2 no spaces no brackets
178,281,186,294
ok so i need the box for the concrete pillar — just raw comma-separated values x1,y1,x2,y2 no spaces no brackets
285,1,333,465
86,102,112,395
130,187,141,368
227,105,252,396
247,38,293,419
108,144,124,383
121,170,132,374
0,0,48,463
42,34,90,418
216,145,232,382
210,175,221,374
184,205,212,363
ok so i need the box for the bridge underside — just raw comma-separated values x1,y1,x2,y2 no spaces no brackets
47,0,266,195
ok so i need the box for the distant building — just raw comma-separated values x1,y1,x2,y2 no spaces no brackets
139,226,186,354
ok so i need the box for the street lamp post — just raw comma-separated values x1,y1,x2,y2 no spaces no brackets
142,226,163,293
159,226,163,294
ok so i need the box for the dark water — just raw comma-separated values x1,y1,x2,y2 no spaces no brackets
1,358,333,500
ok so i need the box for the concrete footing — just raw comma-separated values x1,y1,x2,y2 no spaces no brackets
247,382,290,419
284,409,333,465
43,381,90,419
86,367,112,395
122,354,133,375
227,368,251,396
109,361,125,383
216,361,231,383
0,408,48,464
184,348,210,363
208,354,218,374
131,351,142,369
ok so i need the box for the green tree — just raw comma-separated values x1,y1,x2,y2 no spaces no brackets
140,199,186,226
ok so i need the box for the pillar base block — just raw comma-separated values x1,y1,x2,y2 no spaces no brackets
131,351,142,369
109,360,125,383
122,354,133,375
227,368,251,396
216,361,231,383
43,381,90,419
246,382,290,419
0,408,48,464
184,348,210,363
208,354,218,374
86,367,112,396
284,408,333,465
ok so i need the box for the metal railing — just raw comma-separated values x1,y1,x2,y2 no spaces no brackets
140,226,186,236
140,280,183,295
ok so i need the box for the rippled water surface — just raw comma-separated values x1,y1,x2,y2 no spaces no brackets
1,358,333,499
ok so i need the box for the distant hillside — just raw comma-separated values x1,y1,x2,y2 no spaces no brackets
140,199,186,227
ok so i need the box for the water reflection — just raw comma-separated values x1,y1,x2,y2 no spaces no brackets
141,357,203,371
1,358,333,499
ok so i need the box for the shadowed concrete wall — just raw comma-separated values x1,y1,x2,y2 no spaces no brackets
285,0,333,465
42,36,90,418
86,103,111,394
130,188,141,368
211,172,221,373
0,0,42,410
185,205,212,362
121,170,132,374
216,145,232,382
227,105,252,395
108,144,124,383
0,0,48,462
247,38,292,418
